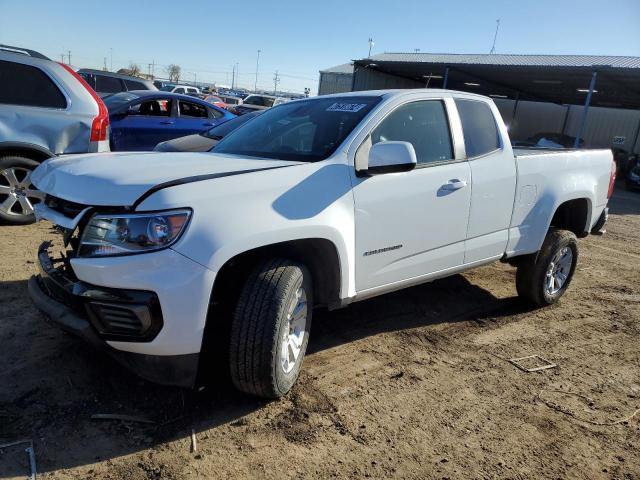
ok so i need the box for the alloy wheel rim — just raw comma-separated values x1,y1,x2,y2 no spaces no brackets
544,246,573,296
0,167,45,217
280,285,308,374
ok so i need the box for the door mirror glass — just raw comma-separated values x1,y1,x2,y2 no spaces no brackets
365,141,417,175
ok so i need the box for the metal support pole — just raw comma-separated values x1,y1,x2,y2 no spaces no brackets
511,92,520,125
442,67,449,89
560,105,570,135
574,71,597,148
630,117,640,155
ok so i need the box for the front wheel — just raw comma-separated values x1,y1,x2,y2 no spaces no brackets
516,229,578,306
229,258,312,398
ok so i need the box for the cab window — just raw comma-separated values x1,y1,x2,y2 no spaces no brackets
454,99,500,158
371,100,453,165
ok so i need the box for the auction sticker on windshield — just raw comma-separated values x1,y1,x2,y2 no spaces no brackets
326,103,369,113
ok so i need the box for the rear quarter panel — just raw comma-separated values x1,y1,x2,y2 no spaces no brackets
0,60,98,155
506,148,612,256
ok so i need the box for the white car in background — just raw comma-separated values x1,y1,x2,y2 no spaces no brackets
160,84,201,96
28,89,615,399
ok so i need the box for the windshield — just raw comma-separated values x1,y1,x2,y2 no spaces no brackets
243,95,275,107
103,92,140,110
213,96,381,162
202,111,261,140
160,85,175,92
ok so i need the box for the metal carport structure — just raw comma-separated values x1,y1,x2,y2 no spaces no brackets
350,53,640,148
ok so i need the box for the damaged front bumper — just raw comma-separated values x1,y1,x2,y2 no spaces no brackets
28,241,199,388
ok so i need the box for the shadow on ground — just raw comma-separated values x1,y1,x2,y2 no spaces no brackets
0,274,535,476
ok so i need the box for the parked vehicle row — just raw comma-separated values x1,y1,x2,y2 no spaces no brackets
104,91,234,151
29,89,615,399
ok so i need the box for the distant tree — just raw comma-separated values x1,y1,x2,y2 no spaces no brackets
167,64,181,82
128,63,141,77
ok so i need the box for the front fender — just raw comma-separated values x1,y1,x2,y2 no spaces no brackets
139,160,357,300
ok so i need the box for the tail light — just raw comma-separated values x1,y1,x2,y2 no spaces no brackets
608,159,617,199
58,63,109,142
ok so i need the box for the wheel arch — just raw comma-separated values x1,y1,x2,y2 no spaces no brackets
0,142,55,162
548,197,592,239
211,237,343,311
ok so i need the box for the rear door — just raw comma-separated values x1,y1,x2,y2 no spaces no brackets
352,97,472,292
454,98,517,263
173,99,224,138
110,97,175,151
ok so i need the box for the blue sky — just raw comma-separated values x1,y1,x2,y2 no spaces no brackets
1,0,639,93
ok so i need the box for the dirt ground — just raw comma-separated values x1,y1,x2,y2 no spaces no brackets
1,187,639,480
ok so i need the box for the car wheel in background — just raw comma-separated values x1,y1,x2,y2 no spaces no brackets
229,258,313,398
0,156,45,225
516,228,578,306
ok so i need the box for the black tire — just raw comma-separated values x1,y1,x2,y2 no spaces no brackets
516,229,578,307
0,155,42,225
229,258,313,398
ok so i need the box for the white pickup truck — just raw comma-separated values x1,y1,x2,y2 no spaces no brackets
28,89,616,398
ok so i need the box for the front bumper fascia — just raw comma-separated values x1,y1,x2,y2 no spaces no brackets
28,242,199,388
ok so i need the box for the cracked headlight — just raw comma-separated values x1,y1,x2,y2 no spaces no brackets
78,209,191,257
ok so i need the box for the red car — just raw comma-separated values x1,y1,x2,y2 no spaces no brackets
204,94,227,110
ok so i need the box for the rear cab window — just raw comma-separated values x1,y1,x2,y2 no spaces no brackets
0,60,67,108
454,99,501,158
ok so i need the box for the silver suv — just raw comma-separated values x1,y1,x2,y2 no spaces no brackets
0,45,110,225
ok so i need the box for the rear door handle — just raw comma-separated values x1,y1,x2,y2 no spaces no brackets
160,121,175,125
442,179,467,191
203,122,215,127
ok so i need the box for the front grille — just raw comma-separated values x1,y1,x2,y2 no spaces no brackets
45,195,87,218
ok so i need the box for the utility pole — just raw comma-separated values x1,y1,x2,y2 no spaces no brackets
231,64,235,89
67,50,71,67
368,38,374,57
103,57,108,71
60,53,65,64
490,19,500,54
148,63,152,78
254,49,261,92
110,48,113,71
273,70,280,95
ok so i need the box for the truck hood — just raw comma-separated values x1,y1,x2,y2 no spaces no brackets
32,151,300,206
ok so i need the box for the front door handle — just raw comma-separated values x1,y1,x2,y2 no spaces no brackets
442,179,467,191
203,122,215,127
160,121,175,125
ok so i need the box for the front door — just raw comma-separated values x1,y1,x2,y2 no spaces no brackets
352,99,472,292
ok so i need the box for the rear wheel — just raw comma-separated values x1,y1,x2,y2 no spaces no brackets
516,229,578,306
0,156,45,225
229,258,312,398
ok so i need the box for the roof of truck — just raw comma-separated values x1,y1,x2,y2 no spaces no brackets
319,88,488,100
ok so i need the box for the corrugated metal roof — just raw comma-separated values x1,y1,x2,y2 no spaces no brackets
364,53,640,69
320,62,354,74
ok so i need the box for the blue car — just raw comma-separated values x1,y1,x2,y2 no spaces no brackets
104,90,235,151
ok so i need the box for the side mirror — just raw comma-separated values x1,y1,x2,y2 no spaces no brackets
366,141,417,175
